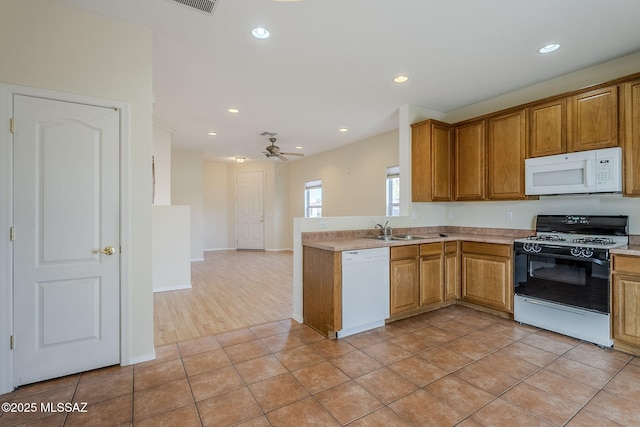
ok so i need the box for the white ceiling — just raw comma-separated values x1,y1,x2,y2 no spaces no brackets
50,0,640,162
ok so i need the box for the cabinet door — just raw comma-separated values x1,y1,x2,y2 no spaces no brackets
411,121,432,202
567,86,618,152
612,273,640,346
390,258,419,315
622,79,640,196
431,122,452,201
461,250,512,313
454,120,486,201
303,247,341,336
411,120,451,202
487,110,527,200
420,253,444,306
444,241,459,300
529,99,565,157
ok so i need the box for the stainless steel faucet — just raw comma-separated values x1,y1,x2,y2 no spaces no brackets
375,221,392,237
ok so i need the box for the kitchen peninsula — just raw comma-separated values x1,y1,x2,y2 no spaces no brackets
302,226,530,338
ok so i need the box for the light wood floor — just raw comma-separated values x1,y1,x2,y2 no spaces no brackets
153,250,294,346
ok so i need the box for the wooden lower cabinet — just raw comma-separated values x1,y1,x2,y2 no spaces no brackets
302,246,341,337
392,242,458,317
390,246,419,315
611,254,640,354
444,241,460,300
419,243,444,306
460,241,513,313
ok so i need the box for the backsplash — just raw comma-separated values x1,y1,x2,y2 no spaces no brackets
302,226,533,244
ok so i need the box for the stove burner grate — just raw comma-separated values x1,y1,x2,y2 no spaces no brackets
573,237,614,246
527,234,566,242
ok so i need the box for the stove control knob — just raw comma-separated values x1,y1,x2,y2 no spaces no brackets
523,243,532,252
581,248,594,258
532,244,541,253
570,247,583,257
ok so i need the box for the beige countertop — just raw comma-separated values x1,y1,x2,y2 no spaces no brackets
611,245,640,257
302,232,518,252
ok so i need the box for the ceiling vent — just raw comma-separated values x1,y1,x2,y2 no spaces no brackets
171,0,218,15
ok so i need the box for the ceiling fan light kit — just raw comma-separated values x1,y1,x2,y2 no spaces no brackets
257,132,305,161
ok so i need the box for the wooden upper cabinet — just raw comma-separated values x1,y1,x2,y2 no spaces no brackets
454,120,486,201
567,85,618,152
486,110,527,200
411,120,452,202
621,79,640,196
529,99,566,157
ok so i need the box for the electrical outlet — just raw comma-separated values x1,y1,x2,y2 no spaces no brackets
505,211,513,221
447,211,454,220
319,221,328,228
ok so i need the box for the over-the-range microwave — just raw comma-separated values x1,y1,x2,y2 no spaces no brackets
525,147,622,195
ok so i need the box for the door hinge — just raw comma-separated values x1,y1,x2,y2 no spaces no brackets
10,335,14,350
9,226,14,241
10,118,14,134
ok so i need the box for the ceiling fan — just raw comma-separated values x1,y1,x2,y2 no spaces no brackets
259,132,304,161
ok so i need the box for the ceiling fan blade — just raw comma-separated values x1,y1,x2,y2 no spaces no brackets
279,152,304,156
276,154,289,161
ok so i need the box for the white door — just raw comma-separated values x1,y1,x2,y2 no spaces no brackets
236,171,265,250
13,95,120,386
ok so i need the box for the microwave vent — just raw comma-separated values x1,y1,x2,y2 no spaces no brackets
171,0,218,15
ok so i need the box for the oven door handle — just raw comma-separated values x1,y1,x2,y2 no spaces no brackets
514,249,608,265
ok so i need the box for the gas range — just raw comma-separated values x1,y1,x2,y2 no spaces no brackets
513,214,629,347
514,215,629,260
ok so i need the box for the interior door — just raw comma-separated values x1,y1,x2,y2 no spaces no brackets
13,95,120,386
236,171,265,250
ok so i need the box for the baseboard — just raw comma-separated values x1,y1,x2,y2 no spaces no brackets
152,284,192,293
204,248,236,252
125,351,156,366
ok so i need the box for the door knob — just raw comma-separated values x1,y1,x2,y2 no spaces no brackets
94,246,116,255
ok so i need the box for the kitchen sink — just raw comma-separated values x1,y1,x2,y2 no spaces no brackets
366,234,436,241
390,234,426,240
367,235,395,241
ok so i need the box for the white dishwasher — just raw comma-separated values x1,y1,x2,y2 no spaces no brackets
337,247,390,338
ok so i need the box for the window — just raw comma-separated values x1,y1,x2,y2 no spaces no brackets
305,179,322,218
386,166,400,216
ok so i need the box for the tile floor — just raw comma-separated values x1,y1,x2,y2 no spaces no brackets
2,305,640,426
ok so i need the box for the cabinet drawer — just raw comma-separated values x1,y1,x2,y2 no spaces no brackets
444,241,457,254
461,241,511,258
612,255,640,275
420,242,442,256
391,245,419,260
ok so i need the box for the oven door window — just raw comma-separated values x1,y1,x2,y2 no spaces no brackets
514,252,610,313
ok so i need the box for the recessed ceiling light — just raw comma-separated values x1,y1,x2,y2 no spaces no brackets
228,108,239,113
295,146,303,149
339,128,348,132
251,27,270,39
538,43,560,54
207,132,217,136
393,75,409,83
235,157,246,163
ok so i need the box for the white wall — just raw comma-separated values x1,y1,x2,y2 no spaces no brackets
152,206,191,291
203,161,231,250
153,124,173,206
0,0,155,372
172,149,205,261
288,130,400,218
